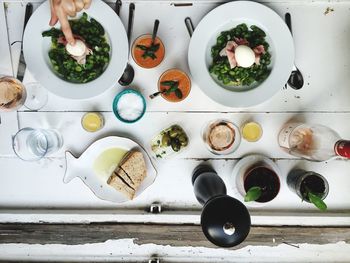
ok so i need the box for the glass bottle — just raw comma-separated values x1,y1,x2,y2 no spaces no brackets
278,123,350,161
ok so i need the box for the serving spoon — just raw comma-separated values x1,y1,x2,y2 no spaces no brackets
118,2,135,86
285,13,304,90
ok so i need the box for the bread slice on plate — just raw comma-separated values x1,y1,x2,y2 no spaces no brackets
119,151,147,189
107,150,147,200
107,174,135,200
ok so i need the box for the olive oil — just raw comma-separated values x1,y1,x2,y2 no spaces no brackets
81,112,104,132
93,148,128,182
241,122,262,142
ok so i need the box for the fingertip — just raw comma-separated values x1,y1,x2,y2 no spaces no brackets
49,17,58,26
68,37,76,45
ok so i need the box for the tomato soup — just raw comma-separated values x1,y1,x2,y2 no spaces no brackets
131,34,165,69
158,69,191,102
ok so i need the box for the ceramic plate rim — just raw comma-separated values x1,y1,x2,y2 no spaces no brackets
188,1,294,107
23,0,128,99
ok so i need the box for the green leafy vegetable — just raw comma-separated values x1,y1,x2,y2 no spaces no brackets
42,12,110,83
244,186,262,202
307,192,327,211
161,80,183,99
136,43,160,60
209,23,271,87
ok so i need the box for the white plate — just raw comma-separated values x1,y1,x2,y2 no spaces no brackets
188,1,294,107
64,136,157,203
23,0,128,99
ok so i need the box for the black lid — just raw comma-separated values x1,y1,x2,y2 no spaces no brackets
201,195,251,247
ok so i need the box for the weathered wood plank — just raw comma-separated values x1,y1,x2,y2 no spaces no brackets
0,223,349,250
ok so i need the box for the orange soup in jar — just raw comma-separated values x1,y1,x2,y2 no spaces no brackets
158,69,191,103
131,34,165,69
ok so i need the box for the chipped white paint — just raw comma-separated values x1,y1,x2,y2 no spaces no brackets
0,240,350,262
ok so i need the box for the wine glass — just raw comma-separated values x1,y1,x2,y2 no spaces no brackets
0,75,47,112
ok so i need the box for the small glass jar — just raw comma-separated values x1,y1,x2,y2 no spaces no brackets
241,121,262,142
81,112,105,132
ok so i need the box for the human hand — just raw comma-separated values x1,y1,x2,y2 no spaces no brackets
49,0,92,45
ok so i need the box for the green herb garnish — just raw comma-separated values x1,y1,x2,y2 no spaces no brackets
136,43,160,60
244,186,262,202
308,192,327,211
161,80,183,99
302,184,328,212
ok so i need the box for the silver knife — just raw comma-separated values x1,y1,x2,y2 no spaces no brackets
16,3,33,82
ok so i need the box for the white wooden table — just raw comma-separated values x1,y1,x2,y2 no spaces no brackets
1,0,350,261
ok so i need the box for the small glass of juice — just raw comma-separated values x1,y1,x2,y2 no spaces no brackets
131,34,165,69
241,122,262,142
158,69,191,102
81,112,105,132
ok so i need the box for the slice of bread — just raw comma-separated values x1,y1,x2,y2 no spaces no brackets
107,174,135,200
107,150,147,200
114,168,135,189
119,151,147,189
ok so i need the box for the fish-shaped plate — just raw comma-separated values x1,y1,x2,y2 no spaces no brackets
64,136,157,203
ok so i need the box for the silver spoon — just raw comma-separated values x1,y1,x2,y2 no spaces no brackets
118,2,135,86
149,90,165,99
285,13,304,90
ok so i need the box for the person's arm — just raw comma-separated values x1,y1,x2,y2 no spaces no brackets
49,0,92,45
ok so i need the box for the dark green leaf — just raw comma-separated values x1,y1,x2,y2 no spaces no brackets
174,89,183,99
42,28,62,38
161,80,179,87
149,43,160,52
244,186,262,202
165,85,179,95
308,192,327,211
136,45,148,51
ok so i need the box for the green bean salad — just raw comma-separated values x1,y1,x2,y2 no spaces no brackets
209,23,271,87
42,13,110,83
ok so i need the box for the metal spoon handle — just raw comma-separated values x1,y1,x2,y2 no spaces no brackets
115,0,122,16
285,13,292,35
23,3,33,32
149,91,163,99
127,3,135,42
152,19,160,43
185,17,195,37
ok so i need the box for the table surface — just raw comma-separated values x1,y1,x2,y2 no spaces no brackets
1,0,350,226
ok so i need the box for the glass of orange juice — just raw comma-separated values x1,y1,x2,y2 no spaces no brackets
131,34,165,69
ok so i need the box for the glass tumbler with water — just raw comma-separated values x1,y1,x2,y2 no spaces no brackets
12,128,63,161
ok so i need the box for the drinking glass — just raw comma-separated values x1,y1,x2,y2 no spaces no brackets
0,76,47,112
12,128,63,161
